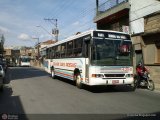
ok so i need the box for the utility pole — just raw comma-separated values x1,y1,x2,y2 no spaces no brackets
96,0,99,15
44,18,59,42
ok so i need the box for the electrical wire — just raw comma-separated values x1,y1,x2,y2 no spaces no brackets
40,0,96,41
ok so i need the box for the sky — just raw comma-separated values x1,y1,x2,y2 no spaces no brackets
0,0,106,48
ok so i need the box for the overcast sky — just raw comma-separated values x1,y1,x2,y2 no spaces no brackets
0,0,101,47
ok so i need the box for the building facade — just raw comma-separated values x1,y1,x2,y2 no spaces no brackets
4,48,20,66
34,40,56,67
4,47,35,66
94,0,160,89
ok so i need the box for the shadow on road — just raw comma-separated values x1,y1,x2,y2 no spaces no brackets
55,76,135,93
85,85,136,93
0,86,28,120
7,67,50,81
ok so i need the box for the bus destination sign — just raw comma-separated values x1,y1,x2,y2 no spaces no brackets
93,31,130,40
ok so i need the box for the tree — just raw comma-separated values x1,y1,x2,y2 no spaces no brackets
1,34,5,45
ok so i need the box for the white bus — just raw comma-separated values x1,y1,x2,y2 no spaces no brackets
44,30,134,89
19,56,31,67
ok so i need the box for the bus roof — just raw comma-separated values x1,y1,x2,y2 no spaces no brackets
47,30,130,49
47,30,93,48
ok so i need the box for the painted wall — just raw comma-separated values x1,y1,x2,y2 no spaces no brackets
130,0,160,34
130,0,160,21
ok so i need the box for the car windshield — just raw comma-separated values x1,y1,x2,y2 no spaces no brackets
91,38,133,66
21,58,30,62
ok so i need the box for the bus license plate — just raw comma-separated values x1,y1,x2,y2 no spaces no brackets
112,80,119,84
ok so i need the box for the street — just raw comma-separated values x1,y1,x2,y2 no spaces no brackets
0,67,160,120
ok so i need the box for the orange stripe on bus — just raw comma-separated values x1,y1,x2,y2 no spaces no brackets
55,71,84,81
55,71,73,77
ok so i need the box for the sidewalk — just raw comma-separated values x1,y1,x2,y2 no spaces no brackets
155,83,160,91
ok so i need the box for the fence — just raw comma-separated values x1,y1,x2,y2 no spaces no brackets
97,0,128,14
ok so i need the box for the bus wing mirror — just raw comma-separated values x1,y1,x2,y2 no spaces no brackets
84,39,90,43
84,36,91,43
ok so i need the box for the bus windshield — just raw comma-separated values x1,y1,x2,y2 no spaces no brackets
91,38,133,66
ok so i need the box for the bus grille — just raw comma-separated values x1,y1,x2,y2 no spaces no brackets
104,74,125,77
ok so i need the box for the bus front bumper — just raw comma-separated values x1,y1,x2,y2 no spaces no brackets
87,78,134,86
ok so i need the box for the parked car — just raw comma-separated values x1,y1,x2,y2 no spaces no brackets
7,61,15,67
0,62,8,72
0,65,5,91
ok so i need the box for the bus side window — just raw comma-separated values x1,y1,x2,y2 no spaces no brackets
55,46,60,58
51,47,55,59
61,43,66,58
46,48,49,59
67,41,73,57
74,38,82,57
84,39,90,58
57,45,61,58
49,48,52,59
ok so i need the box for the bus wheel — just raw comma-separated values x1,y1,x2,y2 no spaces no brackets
0,85,3,92
51,70,56,79
130,81,137,91
75,75,83,89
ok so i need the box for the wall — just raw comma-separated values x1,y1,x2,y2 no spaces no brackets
5,49,12,56
130,0,160,34
146,65,160,90
143,44,156,64
144,13,160,34
130,0,160,21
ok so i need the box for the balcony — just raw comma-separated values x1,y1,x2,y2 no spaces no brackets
94,0,130,23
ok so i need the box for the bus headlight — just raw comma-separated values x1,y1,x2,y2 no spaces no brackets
92,74,104,78
125,74,133,78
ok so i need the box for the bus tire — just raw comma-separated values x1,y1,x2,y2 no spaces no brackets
130,81,137,91
51,70,56,79
75,75,83,89
0,85,3,92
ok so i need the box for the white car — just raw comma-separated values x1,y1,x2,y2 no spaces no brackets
0,65,5,91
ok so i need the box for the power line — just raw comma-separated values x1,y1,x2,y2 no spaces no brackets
59,1,96,29
59,3,96,37
37,0,96,41
49,0,78,18
44,18,59,41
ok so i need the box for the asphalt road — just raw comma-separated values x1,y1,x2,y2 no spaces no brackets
0,67,160,120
